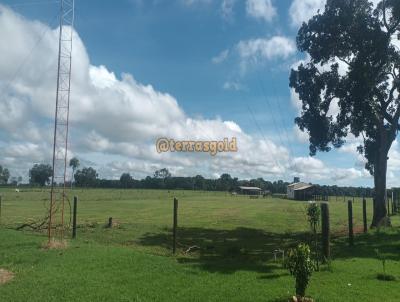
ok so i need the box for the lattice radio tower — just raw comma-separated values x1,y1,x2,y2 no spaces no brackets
48,0,75,242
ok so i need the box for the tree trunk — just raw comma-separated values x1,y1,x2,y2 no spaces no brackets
371,146,389,227
71,168,75,189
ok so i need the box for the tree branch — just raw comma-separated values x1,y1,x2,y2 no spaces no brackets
394,67,399,79
390,21,400,34
383,0,400,35
388,99,400,140
338,57,352,67
383,85,397,109
383,0,391,32
384,66,399,80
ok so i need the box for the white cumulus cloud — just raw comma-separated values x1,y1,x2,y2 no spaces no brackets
289,0,382,28
212,49,229,64
0,5,294,181
237,36,296,63
246,0,277,22
221,0,236,21
289,0,325,27
0,4,378,186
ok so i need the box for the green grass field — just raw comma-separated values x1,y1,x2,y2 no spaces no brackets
1,188,400,301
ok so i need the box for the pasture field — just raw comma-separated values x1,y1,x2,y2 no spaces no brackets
0,188,400,301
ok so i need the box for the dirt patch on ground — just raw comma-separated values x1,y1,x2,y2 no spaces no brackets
42,239,68,250
332,226,365,238
0,269,14,285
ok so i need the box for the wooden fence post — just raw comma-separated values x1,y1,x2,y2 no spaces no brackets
72,196,78,239
348,200,354,246
391,191,395,215
362,198,367,233
321,202,330,261
173,197,178,254
108,217,113,228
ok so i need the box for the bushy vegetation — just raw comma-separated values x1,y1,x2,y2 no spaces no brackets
0,165,10,185
285,243,314,298
28,164,52,186
306,203,321,270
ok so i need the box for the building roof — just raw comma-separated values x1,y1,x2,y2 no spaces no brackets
239,186,262,191
287,182,313,191
294,184,313,191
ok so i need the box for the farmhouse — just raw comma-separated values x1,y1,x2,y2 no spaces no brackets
238,186,262,196
287,182,314,201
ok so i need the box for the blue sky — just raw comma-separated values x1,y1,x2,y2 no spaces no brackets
8,0,297,118
1,0,396,187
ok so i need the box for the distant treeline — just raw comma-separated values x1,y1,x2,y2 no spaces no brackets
96,176,374,197
73,168,375,197
1,163,379,198
312,185,374,198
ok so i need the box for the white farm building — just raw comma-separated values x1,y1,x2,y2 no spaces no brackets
287,182,314,200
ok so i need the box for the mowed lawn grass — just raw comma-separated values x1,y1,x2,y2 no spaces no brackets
0,188,400,301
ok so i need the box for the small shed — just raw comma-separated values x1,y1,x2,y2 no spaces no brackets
238,186,262,196
287,182,314,200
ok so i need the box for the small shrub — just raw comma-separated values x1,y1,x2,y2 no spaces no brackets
284,243,314,298
375,249,386,275
375,249,396,281
306,203,320,230
306,203,320,270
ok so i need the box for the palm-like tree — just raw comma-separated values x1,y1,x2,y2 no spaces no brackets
69,157,80,189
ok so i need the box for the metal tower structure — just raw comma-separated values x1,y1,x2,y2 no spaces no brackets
48,0,75,241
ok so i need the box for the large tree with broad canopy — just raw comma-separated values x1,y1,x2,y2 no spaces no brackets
290,0,400,226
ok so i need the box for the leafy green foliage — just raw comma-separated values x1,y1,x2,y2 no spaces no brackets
0,165,10,184
285,243,314,297
306,203,321,269
29,164,52,186
290,0,400,225
69,157,80,170
306,203,320,231
291,0,400,170
120,173,133,188
216,173,235,191
154,168,171,179
74,167,98,187
69,157,80,188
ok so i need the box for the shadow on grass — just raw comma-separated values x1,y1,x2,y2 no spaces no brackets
136,226,400,274
331,227,400,261
137,226,308,274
